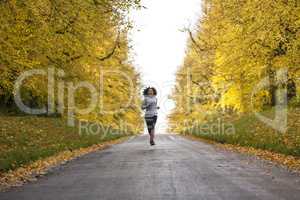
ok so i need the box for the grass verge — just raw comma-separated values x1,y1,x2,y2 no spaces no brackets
182,107,300,157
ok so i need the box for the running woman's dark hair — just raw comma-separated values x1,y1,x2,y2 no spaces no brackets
143,87,157,96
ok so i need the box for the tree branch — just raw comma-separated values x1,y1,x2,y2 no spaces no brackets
97,31,120,61
187,29,207,52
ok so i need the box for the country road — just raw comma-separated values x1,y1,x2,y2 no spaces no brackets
1,134,300,200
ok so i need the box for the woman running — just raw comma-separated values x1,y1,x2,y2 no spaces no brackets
141,87,159,145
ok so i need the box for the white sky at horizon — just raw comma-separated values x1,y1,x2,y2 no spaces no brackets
130,0,202,133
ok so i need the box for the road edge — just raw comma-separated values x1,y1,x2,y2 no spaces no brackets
180,134,300,173
0,135,134,192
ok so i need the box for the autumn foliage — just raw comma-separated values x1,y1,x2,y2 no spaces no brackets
169,0,300,155
0,0,143,131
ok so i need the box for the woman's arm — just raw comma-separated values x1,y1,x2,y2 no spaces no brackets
141,98,149,110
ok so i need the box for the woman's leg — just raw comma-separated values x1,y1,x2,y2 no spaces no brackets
145,116,157,145
145,117,153,143
150,128,154,142
148,128,153,142
150,116,157,144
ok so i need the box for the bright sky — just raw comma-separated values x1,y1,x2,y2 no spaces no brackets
130,0,202,133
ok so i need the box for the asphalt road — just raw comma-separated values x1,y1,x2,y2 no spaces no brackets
1,134,300,200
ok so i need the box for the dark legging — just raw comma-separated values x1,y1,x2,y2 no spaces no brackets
145,115,157,134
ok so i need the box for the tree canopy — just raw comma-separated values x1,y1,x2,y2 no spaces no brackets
0,0,143,133
169,0,300,132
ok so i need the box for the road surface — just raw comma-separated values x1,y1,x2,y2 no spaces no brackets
1,134,300,200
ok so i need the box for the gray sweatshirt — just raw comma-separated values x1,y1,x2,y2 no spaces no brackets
141,96,158,117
